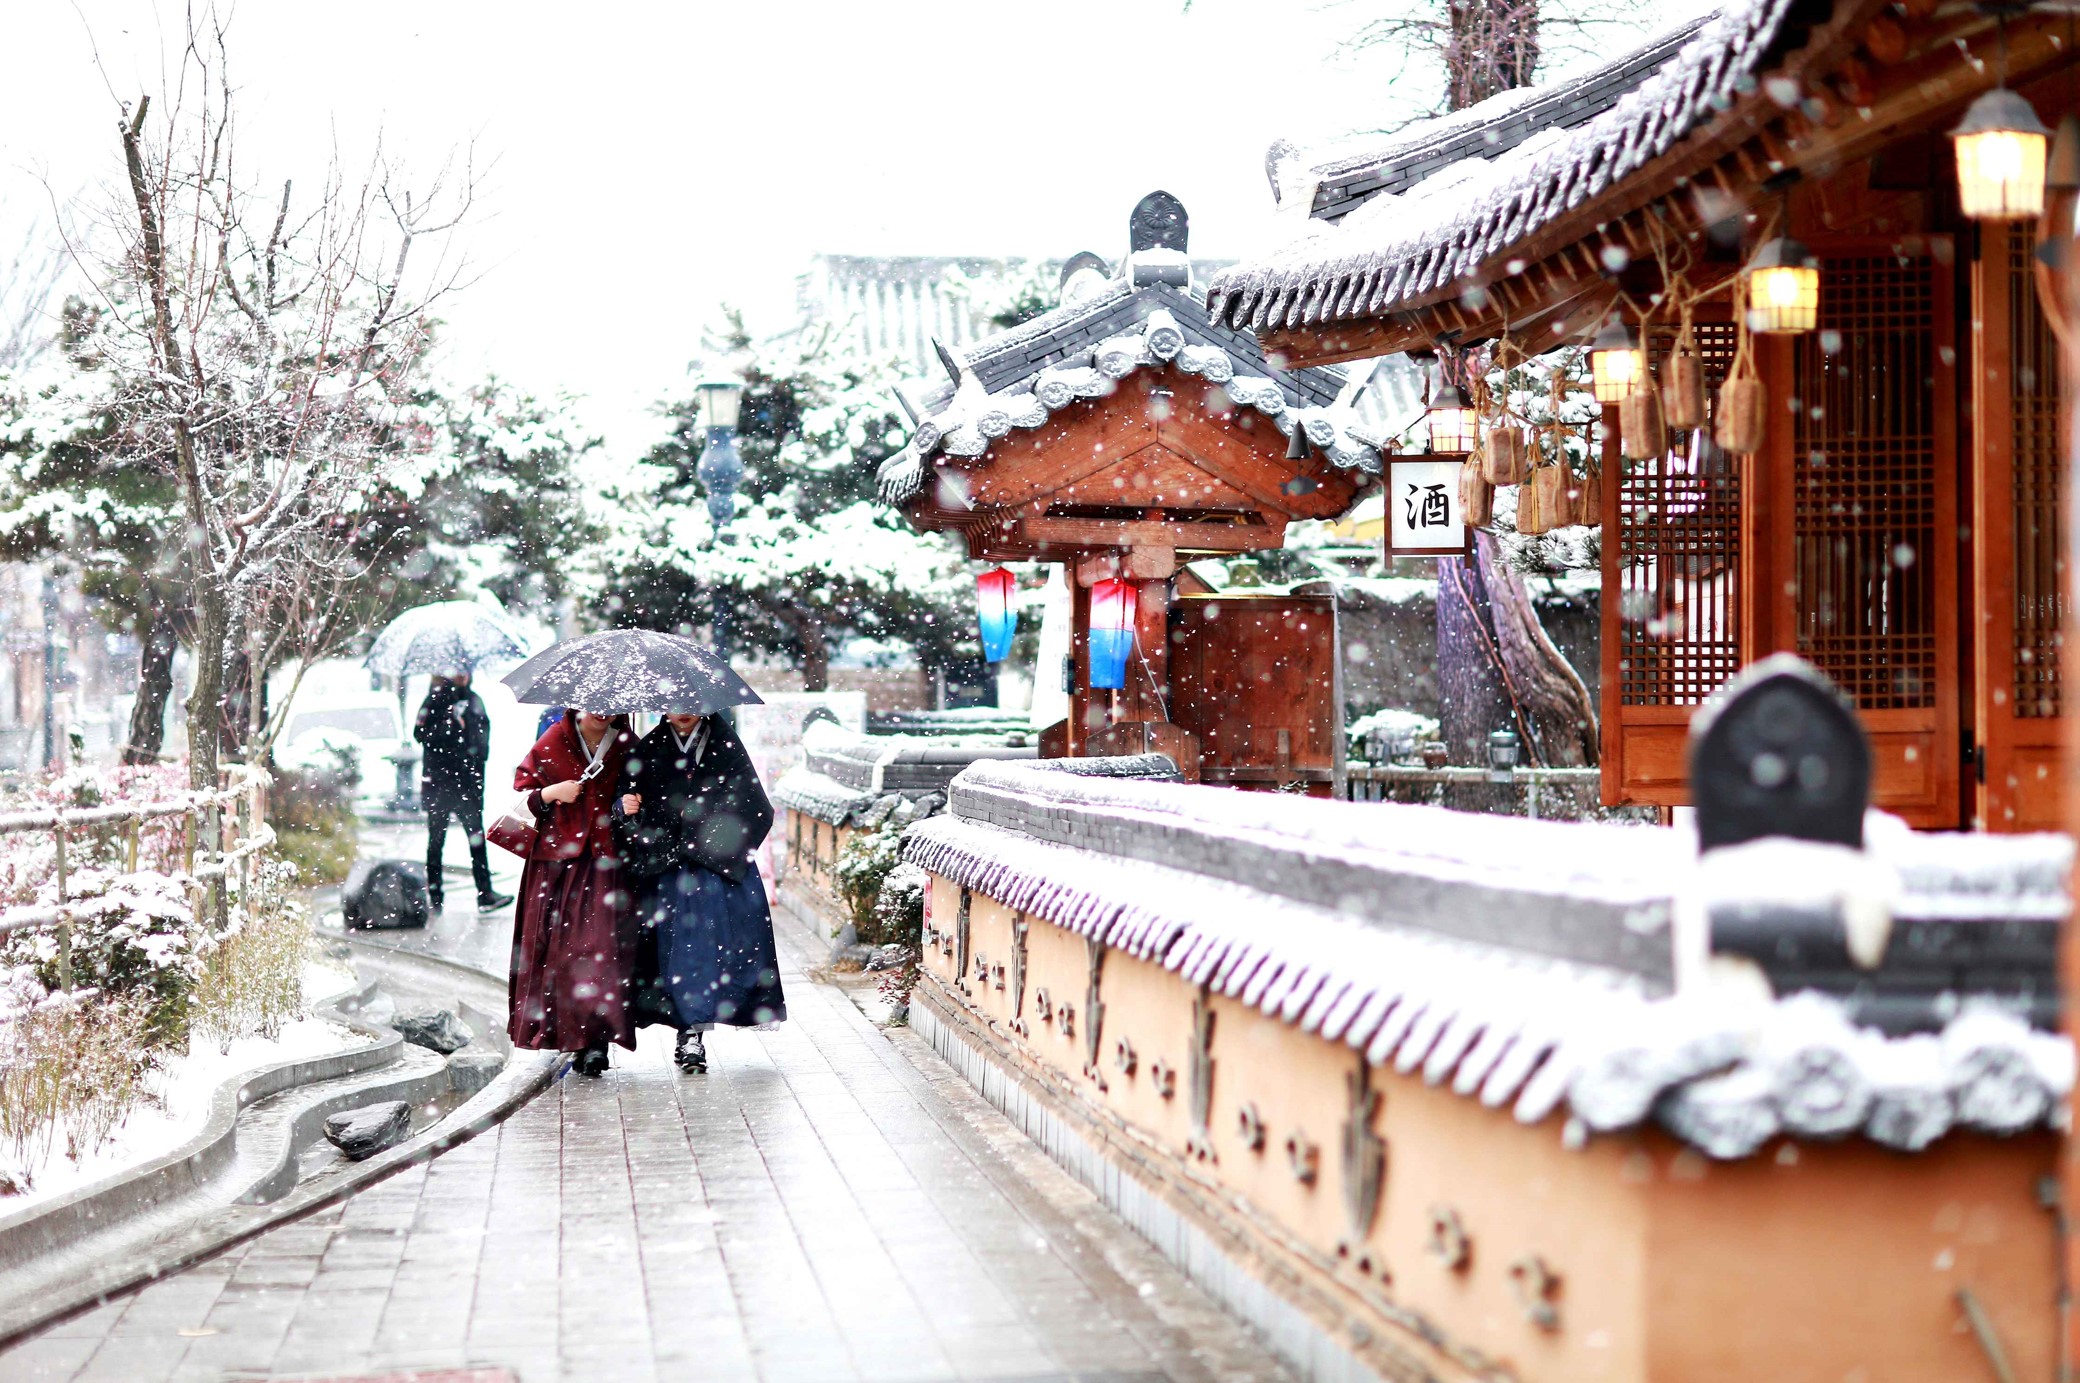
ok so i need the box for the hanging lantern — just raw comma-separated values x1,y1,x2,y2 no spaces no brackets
1952,87,2050,220
1088,577,1136,690
1589,318,1645,404
977,566,1018,662
1426,383,1475,454
1742,238,1820,334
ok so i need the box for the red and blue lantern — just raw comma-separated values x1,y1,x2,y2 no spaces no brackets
1088,577,1136,690
977,566,1018,662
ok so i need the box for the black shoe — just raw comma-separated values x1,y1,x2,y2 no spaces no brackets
574,1045,609,1078
675,1030,707,1073
428,892,445,914
477,891,513,912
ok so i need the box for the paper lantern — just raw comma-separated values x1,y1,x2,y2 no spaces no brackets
1590,318,1645,404
1743,238,1819,334
1952,87,2049,220
1426,384,1474,454
1088,577,1136,690
977,566,1017,662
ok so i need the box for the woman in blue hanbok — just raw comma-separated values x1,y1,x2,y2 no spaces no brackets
610,711,785,1072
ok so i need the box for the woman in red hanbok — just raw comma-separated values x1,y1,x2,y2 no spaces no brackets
508,708,637,1075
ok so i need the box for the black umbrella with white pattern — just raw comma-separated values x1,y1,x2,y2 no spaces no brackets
499,630,764,716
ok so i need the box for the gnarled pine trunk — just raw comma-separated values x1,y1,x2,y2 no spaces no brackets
1432,0,1596,773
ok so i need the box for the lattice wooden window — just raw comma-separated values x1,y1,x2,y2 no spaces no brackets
1790,257,1938,711
1616,321,1740,705
2009,235,2064,719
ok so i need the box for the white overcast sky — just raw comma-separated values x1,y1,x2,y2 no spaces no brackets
0,0,1710,455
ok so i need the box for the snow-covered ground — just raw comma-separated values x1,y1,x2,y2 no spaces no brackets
0,960,368,1212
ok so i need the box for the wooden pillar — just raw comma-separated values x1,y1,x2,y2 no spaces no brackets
2058,228,2080,1371
1125,545,1176,726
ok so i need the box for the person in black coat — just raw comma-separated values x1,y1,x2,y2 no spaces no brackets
414,673,512,913
610,710,784,1072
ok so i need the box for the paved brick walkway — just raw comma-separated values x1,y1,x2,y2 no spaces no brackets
2,896,1291,1383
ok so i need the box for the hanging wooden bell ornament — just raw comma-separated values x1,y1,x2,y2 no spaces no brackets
1516,466,1550,535
1620,386,1664,461
1717,376,1766,454
1664,350,1706,431
1536,462,1575,528
1481,425,1529,485
1460,455,1494,527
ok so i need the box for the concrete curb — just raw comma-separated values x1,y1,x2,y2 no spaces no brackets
0,932,560,1349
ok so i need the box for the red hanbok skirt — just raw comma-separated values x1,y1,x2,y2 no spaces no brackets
508,850,635,1052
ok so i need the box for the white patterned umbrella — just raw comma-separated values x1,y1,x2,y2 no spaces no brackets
500,630,763,715
364,601,535,677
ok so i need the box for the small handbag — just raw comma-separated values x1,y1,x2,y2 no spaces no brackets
486,792,540,858
487,753,611,858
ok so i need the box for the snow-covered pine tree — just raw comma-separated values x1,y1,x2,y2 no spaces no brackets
600,310,972,691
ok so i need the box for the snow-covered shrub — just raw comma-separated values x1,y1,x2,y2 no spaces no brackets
833,824,904,942
191,856,310,1053
0,986,154,1189
871,863,927,949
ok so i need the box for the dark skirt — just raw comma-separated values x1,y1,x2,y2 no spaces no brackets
509,852,636,1052
633,867,787,1030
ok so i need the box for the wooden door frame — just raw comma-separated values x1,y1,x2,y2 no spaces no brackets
1972,221,2068,829
1764,234,1963,827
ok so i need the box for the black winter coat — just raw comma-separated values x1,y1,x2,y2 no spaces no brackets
611,718,772,885
415,683,490,812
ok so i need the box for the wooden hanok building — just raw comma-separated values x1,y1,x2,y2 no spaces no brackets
880,194,1386,794
1208,0,2079,831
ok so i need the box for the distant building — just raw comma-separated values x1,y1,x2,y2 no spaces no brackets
795,254,1235,379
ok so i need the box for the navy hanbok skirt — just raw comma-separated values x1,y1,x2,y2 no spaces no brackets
633,867,787,1030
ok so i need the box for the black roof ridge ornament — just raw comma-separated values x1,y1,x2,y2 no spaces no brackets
1129,191,1188,254
1689,654,1871,854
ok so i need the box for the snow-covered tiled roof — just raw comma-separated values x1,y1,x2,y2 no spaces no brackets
1301,14,1713,225
771,767,876,826
1206,0,1807,335
905,756,2073,1159
882,276,1386,508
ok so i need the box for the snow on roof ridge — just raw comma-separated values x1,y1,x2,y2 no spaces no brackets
1303,9,1719,189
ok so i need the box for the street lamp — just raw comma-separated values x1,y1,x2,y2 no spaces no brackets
695,376,746,654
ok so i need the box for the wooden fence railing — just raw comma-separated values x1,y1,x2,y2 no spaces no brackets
0,767,274,991
1340,762,1603,818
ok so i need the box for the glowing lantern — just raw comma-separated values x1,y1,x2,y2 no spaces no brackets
977,566,1018,662
1426,384,1475,454
1952,86,2050,221
1088,577,1136,690
1589,318,1645,404
1742,237,1820,334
